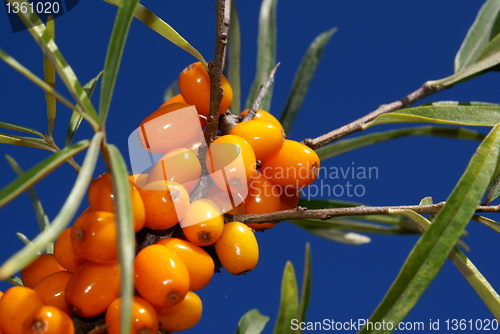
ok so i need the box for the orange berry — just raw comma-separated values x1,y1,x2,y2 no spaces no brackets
147,147,202,193
105,296,159,334
88,172,146,232
20,254,65,289
155,291,202,332
65,261,120,317
156,238,214,291
138,103,201,154
33,271,73,316
280,186,302,210
178,61,233,117
181,199,224,246
139,180,190,230
215,221,259,275
207,186,246,215
261,139,320,188
128,174,148,189
22,305,74,334
240,109,283,129
245,172,281,231
134,245,190,308
54,228,88,272
160,94,207,128
230,120,285,160
71,211,118,263
0,286,46,334
206,134,257,194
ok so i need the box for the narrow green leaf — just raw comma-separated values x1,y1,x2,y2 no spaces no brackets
246,0,278,112
0,121,44,138
292,221,372,244
473,215,500,233
0,133,102,280
295,243,311,334
292,219,415,236
274,261,299,334
4,276,23,286
454,0,500,73
103,0,206,67
364,102,500,128
317,126,485,161
358,124,500,334
44,18,56,137
107,144,135,334
280,28,336,135
0,140,89,208
235,309,270,334
0,133,55,152
16,232,34,247
163,81,179,103
228,0,242,115
476,31,500,63
485,172,500,205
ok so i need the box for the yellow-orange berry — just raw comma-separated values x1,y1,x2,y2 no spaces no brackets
156,238,214,291
128,174,148,189
181,199,224,246
33,271,73,316
155,291,202,332
207,185,246,215
245,172,282,231
134,245,190,308
280,186,302,210
0,286,46,334
105,296,159,334
139,180,190,230
240,109,283,129
22,305,74,334
21,254,65,289
160,94,207,128
261,140,320,188
65,261,120,317
178,61,233,117
54,228,88,272
230,120,285,160
215,221,259,275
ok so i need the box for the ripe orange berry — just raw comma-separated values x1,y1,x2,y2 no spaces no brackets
207,186,246,215
70,211,118,263
54,228,88,272
155,291,202,332
230,120,285,160
33,271,73,316
181,199,224,246
156,238,214,291
88,172,146,232
20,254,65,289
240,109,283,129
129,174,148,189
245,172,281,231
139,180,190,230
160,94,207,128
147,147,202,193
0,286,46,334
105,296,159,334
138,103,201,154
215,221,259,275
280,186,302,210
261,139,320,188
134,245,190,308
178,61,233,117
206,134,257,194
65,261,120,317
22,305,74,334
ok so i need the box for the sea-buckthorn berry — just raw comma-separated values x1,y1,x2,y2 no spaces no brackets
156,238,214,291
20,254,65,289
155,291,202,332
261,140,320,188
129,174,148,189
105,296,159,334
147,147,202,193
54,228,88,272
230,120,285,160
88,172,146,232
65,261,120,318
134,245,190,308
178,61,233,117
33,271,73,316
22,305,74,334
240,109,283,130
280,186,302,210
139,180,190,230
215,221,259,275
70,211,118,263
245,172,281,231
160,94,207,128
181,199,224,246
206,134,257,194
138,103,201,154
207,187,246,215
0,286,46,334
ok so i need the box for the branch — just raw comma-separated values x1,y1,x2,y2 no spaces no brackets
241,63,280,122
232,202,500,225
302,82,445,149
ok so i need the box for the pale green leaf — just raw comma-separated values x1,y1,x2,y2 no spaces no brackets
292,219,416,236
44,18,56,137
228,0,241,115
473,215,500,233
0,133,55,152
476,31,500,63
274,261,299,334
295,243,311,334
0,121,44,138
235,309,270,334
163,81,179,103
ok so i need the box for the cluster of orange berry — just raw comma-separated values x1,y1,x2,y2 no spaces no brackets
0,61,320,334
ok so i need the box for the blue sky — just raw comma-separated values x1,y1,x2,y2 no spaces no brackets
1,1,500,333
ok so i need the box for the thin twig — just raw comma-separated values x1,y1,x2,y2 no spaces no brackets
44,135,82,173
302,82,445,149
241,63,280,122
232,202,500,225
